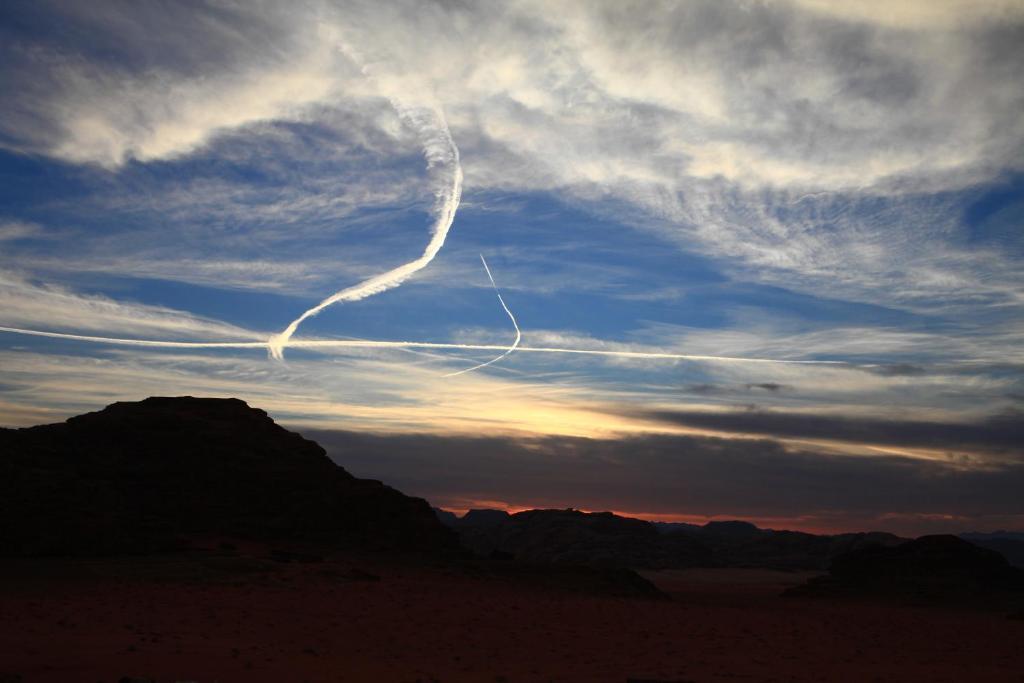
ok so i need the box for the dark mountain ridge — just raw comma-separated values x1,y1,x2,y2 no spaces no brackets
0,397,455,556
440,508,1024,572
437,507,905,570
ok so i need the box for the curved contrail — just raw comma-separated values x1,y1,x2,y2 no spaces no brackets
267,105,462,360
0,325,848,366
443,254,521,377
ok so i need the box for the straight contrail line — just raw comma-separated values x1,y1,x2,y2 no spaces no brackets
443,254,521,377
0,326,847,365
0,326,268,348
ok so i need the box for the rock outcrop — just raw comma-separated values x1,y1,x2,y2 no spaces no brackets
788,534,1024,597
829,535,1024,590
459,508,511,528
0,397,455,556
959,532,1024,568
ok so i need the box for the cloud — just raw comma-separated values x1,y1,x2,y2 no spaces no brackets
0,220,46,241
622,406,1024,458
8,255,334,294
0,1,343,167
0,270,264,340
747,383,787,392
1,0,1021,313
867,363,928,377
623,318,1024,369
6,1,1021,190
785,0,1024,30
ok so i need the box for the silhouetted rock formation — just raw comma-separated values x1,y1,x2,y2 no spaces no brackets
0,397,455,556
447,508,905,570
832,535,1024,589
788,535,1024,598
456,508,713,569
432,507,460,527
698,528,905,570
966,538,1024,569
460,508,511,528
702,520,764,538
960,532,1024,568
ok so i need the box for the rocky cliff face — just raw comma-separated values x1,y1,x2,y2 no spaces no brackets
0,397,455,556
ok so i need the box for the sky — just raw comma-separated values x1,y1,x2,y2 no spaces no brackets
1,0,1022,535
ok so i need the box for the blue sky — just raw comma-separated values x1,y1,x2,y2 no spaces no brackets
1,0,1022,534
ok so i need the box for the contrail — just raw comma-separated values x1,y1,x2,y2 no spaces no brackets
267,105,462,360
0,326,267,348
443,254,521,377
0,325,848,366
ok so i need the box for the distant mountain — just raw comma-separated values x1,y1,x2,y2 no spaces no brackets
432,507,460,527
651,520,704,535
0,397,455,556
460,508,511,528
439,508,904,570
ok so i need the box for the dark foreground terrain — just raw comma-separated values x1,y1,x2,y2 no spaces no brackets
1,547,1023,683
2,397,1023,682
0,397,453,556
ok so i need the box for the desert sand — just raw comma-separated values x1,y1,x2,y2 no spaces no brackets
1,548,1022,683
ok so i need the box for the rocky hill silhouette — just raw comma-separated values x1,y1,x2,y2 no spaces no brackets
453,508,713,568
960,531,1024,568
788,534,1024,598
668,522,906,570
0,397,455,556
440,507,905,570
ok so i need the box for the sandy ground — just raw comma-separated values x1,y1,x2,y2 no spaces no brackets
1,551,1022,683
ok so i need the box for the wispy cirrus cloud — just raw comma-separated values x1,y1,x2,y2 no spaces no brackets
0,219,48,241
6,2,1021,190
0,270,265,340
0,1,342,167
2,0,1021,310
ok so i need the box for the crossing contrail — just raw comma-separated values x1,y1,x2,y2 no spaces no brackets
0,325,848,366
443,254,521,377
